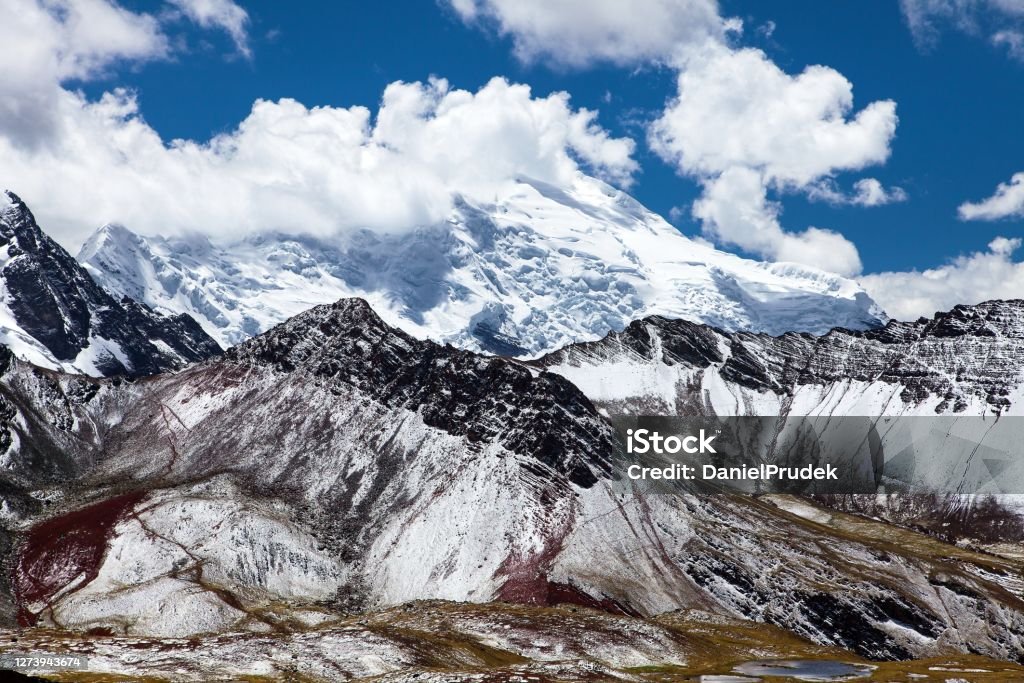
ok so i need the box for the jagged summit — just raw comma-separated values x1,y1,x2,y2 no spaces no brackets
914,299,1024,338
226,297,611,487
0,191,221,377
77,174,888,356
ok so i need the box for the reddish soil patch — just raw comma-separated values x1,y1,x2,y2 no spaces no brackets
499,567,639,618
546,581,640,618
14,490,148,626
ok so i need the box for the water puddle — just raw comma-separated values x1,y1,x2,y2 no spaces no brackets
731,659,874,681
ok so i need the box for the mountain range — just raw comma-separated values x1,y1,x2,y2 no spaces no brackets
2,297,1024,673
1,186,1023,680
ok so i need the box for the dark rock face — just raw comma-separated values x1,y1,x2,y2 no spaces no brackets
539,315,726,369
226,298,612,488
0,192,220,377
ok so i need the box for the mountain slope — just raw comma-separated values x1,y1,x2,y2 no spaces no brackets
538,298,1024,418
1,297,1021,665
77,175,886,356
0,191,221,377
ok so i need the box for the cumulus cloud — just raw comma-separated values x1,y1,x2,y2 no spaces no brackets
850,178,908,206
901,0,1024,60
0,0,250,147
649,44,898,275
0,0,167,145
0,1,634,247
691,167,863,276
166,0,251,57
861,237,1024,320
0,77,637,246
445,0,732,67
959,172,1024,220
650,46,897,185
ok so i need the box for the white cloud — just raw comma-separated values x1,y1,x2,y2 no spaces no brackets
0,1,635,246
959,172,1024,220
692,167,863,276
0,0,168,145
851,178,908,206
808,177,908,207
166,0,250,57
650,46,897,186
993,29,1024,59
649,44,898,275
0,77,637,246
901,0,1024,60
445,0,732,67
447,0,904,278
0,0,251,147
860,237,1024,320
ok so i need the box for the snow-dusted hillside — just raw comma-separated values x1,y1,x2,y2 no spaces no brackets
2,298,1022,665
538,299,1024,418
0,191,220,376
77,175,886,355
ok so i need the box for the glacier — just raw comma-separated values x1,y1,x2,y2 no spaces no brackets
77,174,887,356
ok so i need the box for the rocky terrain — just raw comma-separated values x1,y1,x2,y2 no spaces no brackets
7,601,1024,682
0,192,220,377
538,298,1024,418
0,298,1023,682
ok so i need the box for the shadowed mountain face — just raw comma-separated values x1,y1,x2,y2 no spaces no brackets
0,191,220,377
0,297,1022,668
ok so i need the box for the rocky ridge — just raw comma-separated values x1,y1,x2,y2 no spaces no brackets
0,191,221,377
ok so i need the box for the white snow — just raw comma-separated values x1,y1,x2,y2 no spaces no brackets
78,174,886,355
71,336,131,376
51,478,345,637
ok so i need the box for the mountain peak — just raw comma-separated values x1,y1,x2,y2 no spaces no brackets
226,297,415,372
225,294,609,487
0,190,43,242
1,189,23,209
0,193,221,376
919,299,1024,339
77,222,147,264
78,175,888,355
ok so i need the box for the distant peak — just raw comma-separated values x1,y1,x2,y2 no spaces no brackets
77,222,147,263
1,190,27,215
226,297,408,370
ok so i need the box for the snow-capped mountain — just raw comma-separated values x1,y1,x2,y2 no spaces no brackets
2,297,1022,667
0,191,221,377
77,175,886,356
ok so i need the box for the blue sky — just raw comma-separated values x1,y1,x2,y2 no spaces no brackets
79,0,1023,275
3,0,1024,319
